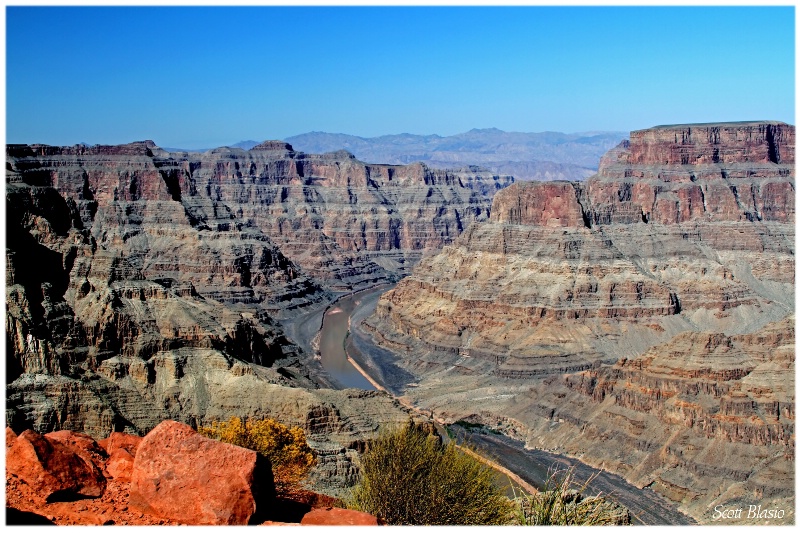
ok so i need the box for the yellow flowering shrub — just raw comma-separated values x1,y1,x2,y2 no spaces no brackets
199,417,316,492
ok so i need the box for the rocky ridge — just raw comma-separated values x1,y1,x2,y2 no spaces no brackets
7,140,499,291
364,121,795,523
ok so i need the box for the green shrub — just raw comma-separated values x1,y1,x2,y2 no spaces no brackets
513,467,631,525
348,420,514,525
454,419,500,435
199,416,316,494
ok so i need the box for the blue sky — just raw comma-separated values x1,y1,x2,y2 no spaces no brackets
5,6,795,148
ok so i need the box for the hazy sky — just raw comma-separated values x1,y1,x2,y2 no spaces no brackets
6,5,795,148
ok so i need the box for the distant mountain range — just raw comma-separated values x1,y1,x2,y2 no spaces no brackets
162,140,260,152
164,128,629,181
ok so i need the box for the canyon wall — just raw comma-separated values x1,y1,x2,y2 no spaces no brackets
365,121,795,523
8,141,499,292
6,141,481,493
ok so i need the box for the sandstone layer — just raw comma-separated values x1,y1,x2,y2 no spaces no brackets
365,121,795,523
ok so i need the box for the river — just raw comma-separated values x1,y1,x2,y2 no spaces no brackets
312,284,696,525
317,289,379,390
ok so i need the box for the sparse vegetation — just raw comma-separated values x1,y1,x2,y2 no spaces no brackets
454,419,501,434
347,420,514,525
512,467,631,525
199,416,316,494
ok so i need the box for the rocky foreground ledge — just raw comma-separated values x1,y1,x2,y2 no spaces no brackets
5,420,381,526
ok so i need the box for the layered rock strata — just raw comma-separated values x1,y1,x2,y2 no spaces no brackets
6,141,454,493
365,122,795,523
7,141,495,291
447,166,514,198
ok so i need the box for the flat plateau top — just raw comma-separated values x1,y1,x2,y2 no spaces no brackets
643,120,790,131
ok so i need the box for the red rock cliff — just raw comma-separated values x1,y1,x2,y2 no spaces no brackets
625,121,794,166
490,181,586,227
484,122,794,229
589,121,795,225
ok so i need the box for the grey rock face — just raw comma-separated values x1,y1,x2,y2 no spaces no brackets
6,141,448,494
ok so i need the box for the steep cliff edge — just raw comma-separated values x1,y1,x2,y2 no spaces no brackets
588,121,794,225
7,141,497,291
364,122,795,523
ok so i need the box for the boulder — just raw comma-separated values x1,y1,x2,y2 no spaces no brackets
5,430,106,501
45,430,108,469
99,431,142,456
128,420,275,525
300,507,383,526
100,430,142,481
105,448,135,482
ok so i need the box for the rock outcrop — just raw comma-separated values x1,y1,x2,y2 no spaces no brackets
129,420,274,525
448,166,515,198
589,122,794,225
364,122,795,523
6,429,107,502
5,422,382,526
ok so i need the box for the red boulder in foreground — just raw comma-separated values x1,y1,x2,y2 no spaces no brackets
98,432,143,482
98,431,143,456
301,507,383,526
45,430,108,470
105,448,136,482
128,420,275,525
6,427,18,449
6,430,107,501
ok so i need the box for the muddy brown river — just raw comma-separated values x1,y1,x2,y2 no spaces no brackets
317,288,379,390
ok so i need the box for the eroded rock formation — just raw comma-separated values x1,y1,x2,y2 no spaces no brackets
364,121,795,523
7,140,497,291
5,141,449,494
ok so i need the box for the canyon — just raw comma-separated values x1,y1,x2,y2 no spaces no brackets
6,141,499,495
5,121,795,524
364,121,795,523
